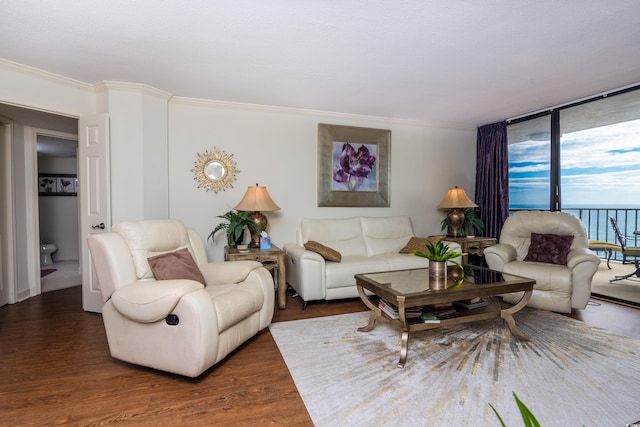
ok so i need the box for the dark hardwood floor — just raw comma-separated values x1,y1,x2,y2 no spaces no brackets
1,286,638,426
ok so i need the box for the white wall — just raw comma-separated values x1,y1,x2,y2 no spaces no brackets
95,82,171,222
1,58,478,295
169,98,477,262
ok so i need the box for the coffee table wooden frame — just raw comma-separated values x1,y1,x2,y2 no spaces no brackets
355,266,534,368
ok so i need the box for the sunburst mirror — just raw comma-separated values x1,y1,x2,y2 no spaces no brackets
192,147,239,193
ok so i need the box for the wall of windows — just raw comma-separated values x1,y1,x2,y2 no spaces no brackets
507,86,640,211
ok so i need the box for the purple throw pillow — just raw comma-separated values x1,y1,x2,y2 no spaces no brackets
524,233,574,265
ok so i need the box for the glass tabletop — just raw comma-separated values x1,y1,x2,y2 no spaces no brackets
356,265,533,298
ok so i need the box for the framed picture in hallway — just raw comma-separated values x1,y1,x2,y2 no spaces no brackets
39,173,77,196
317,123,391,207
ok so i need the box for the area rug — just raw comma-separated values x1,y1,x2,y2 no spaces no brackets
591,263,640,307
270,309,640,426
40,268,56,278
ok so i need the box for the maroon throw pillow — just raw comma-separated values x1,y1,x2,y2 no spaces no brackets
148,248,206,285
524,233,574,265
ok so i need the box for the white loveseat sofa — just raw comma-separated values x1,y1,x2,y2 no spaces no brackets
283,216,460,307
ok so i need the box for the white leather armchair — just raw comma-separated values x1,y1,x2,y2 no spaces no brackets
484,211,600,313
87,219,274,377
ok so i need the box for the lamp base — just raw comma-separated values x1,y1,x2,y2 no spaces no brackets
445,209,466,238
248,211,268,248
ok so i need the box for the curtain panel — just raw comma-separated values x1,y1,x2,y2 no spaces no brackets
475,121,508,239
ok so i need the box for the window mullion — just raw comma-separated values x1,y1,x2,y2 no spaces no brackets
550,110,561,211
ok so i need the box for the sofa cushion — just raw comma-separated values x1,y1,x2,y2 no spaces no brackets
299,217,367,256
304,241,342,262
206,281,264,332
374,253,429,270
325,256,389,290
399,236,441,254
360,216,415,256
524,233,574,265
148,248,206,285
114,219,194,279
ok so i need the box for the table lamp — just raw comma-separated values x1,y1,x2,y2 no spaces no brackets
234,183,281,247
437,186,478,237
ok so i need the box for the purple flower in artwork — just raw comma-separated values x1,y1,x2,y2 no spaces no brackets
333,143,376,191
40,178,54,192
60,179,71,190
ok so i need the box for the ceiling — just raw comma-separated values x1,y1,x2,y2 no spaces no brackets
1,1,640,127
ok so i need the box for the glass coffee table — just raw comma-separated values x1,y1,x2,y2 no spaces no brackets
355,265,535,367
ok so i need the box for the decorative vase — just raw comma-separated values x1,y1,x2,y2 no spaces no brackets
429,261,448,290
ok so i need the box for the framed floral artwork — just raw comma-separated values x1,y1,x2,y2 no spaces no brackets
317,123,390,207
39,174,77,196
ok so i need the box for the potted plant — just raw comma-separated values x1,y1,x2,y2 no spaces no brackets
440,207,486,237
209,210,261,247
411,239,465,289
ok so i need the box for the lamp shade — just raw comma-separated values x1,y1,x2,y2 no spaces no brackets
437,186,478,209
234,184,280,212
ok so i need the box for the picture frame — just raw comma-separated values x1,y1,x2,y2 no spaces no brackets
317,123,391,207
38,173,77,196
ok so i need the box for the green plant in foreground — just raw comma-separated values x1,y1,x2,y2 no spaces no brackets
490,392,541,427
411,239,464,269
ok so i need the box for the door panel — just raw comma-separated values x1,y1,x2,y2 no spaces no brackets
79,114,110,313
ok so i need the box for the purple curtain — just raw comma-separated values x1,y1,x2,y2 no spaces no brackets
475,121,508,239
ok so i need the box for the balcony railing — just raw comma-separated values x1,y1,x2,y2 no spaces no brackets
509,208,639,263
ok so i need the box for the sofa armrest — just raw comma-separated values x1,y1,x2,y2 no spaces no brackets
199,260,263,286
284,243,327,302
111,280,204,323
566,248,601,270
484,243,517,271
567,248,601,309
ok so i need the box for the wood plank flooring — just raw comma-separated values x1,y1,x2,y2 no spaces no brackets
0,286,637,426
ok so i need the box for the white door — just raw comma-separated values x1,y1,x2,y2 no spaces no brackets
79,114,110,313
0,119,15,307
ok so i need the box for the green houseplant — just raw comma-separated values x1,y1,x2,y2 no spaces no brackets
440,207,486,237
410,239,465,265
209,210,261,247
411,239,465,289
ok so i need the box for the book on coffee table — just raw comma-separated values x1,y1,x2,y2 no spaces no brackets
379,299,422,319
419,311,441,324
454,298,488,310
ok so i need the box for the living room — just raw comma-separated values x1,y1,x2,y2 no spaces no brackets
1,1,640,425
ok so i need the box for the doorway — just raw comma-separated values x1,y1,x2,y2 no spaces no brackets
37,132,81,293
0,103,79,303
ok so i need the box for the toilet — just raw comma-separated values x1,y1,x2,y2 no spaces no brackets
40,243,58,266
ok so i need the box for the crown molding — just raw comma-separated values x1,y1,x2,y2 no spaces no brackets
170,96,473,131
93,81,172,100
1,58,472,130
0,58,93,92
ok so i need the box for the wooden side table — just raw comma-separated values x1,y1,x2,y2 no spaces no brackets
431,235,497,265
224,245,287,309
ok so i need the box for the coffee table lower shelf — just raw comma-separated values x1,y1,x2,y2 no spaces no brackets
356,277,533,368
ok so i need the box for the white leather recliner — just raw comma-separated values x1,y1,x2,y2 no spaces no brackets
87,219,274,377
484,211,600,313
